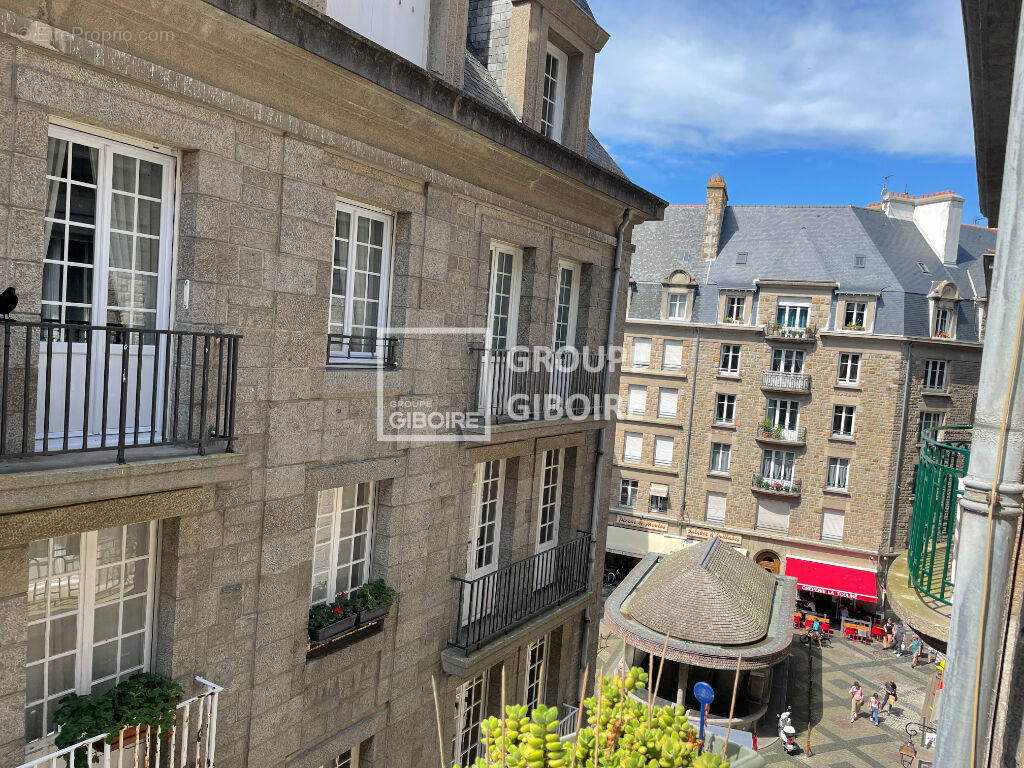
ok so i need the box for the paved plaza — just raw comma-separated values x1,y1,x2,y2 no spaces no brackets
760,633,939,767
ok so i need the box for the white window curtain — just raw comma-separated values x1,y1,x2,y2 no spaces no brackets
653,436,674,467
705,492,727,523
658,388,678,418
663,340,683,370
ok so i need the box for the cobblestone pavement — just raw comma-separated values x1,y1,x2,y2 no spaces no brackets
760,633,939,767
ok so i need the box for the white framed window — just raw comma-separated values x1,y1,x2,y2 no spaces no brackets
705,491,727,523
524,634,548,710
709,442,731,474
755,498,791,532
843,302,867,330
311,483,376,605
469,460,505,576
714,393,736,424
821,508,845,542
766,399,800,437
553,258,580,349
626,385,647,416
658,388,678,419
454,671,488,765
316,747,359,768
666,293,687,320
619,479,638,508
623,432,643,463
653,436,674,468
826,457,850,490
663,339,683,371
26,523,158,741
761,449,795,481
631,337,651,368
43,126,176,331
933,307,952,338
775,297,810,329
771,349,804,373
540,43,568,141
918,411,945,442
536,449,563,550
719,344,741,375
329,201,394,359
649,490,668,515
924,359,948,391
837,353,861,385
724,295,746,323
486,242,523,351
832,405,855,437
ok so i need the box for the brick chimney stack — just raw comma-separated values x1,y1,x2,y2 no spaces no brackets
701,174,727,260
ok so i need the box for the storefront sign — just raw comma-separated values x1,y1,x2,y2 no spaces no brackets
684,526,741,546
614,514,669,533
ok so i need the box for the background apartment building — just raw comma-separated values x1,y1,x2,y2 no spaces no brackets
607,175,992,614
0,1,664,767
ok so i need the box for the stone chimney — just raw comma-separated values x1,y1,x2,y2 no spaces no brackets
882,190,965,265
701,174,727,261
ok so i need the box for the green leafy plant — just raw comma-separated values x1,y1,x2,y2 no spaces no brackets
53,673,183,767
354,579,397,612
309,591,355,631
804,325,818,338
758,417,773,435
455,667,730,768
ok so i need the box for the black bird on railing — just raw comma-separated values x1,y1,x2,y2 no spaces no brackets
0,287,16,319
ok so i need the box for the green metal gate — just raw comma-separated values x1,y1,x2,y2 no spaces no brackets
907,425,971,605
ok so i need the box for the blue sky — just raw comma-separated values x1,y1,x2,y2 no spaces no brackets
587,0,984,224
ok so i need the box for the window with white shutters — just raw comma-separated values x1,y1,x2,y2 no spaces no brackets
821,508,845,542
658,388,678,419
705,492,727,523
632,337,651,368
755,499,791,532
663,340,683,370
623,432,642,463
653,436,674,467
627,385,647,416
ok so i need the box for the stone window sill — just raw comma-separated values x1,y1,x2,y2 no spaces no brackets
823,487,851,497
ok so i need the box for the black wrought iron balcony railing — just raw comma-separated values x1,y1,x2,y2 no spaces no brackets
471,346,606,422
760,370,811,392
0,319,240,463
754,424,807,445
326,333,398,368
450,533,592,653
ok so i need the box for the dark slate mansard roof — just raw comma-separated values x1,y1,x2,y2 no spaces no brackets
627,205,996,341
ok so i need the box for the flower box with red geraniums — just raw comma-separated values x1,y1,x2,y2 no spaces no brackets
309,592,357,643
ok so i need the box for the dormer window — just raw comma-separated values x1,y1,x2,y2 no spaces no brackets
843,302,867,331
775,298,809,330
666,293,687,319
736,252,747,265
928,281,961,340
541,43,568,142
934,308,951,337
661,269,696,321
724,296,746,323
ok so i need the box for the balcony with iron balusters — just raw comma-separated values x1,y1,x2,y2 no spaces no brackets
760,370,811,394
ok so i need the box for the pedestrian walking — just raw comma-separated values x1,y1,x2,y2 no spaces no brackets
850,681,865,722
883,678,898,713
909,636,924,667
882,618,895,649
869,694,880,726
892,621,906,656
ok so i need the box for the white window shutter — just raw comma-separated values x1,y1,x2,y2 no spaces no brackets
624,432,642,462
822,508,845,541
756,499,791,532
705,492,727,523
658,388,678,418
633,337,651,366
649,483,669,497
663,340,683,369
654,436,674,467
627,386,647,415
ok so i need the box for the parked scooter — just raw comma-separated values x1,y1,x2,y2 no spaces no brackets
778,709,800,755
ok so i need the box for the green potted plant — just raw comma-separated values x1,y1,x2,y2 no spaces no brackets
53,673,183,767
805,324,818,338
354,579,397,624
308,591,357,643
758,417,774,438
771,424,783,440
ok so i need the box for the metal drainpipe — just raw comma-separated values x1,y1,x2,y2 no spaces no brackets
935,13,1024,764
886,340,913,554
580,208,631,687
679,327,701,517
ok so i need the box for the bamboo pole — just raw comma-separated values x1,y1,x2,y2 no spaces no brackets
500,665,507,768
569,665,589,768
653,633,671,710
594,670,603,768
722,655,742,759
647,648,655,726
431,674,447,768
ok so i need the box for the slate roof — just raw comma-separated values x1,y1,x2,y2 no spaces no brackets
570,0,597,21
627,204,998,340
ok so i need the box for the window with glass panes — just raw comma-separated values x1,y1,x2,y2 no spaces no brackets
329,202,392,357
766,399,799,431
666,293,686,319
311,483,375,605
470,460,504,573
649,493,668,515
487,244,521,351
25,522,157,741
775,300,809,329
724,296,745,322
934,308,951,337
719,344,741,374
837,353,861,385
710,442,731,474
316,748,358,768
761,449,795,481
924,360,948,391
619,479,638,508
537,450,562,548
552,260,579,349
771,349,804,373
43,128,174,333
715,393,736,424
540,44,567,141
832,405,855,436
826,458,850,489
454,671,488,765
843,302,867,329
524,634,548,710
918,411,945,442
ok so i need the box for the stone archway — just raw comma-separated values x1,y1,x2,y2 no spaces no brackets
755,550,781,574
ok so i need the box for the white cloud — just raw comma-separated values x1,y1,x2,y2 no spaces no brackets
588,0,974,159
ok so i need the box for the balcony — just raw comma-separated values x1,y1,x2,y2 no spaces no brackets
764,324,817,342
751,473,801,497
0,319,240,464
760,370,811,393
754,424,806,446
450,533,592,653
17,677,221,768
471,346,606,423
326,332,398,368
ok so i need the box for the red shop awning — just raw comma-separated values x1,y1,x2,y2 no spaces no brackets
784,556,878,602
